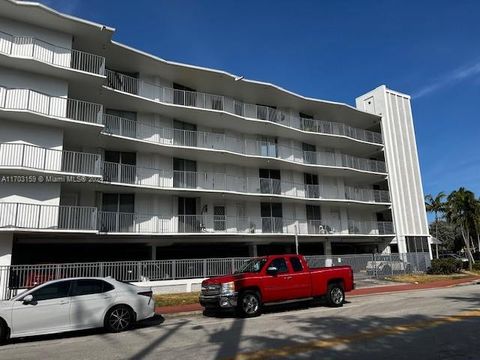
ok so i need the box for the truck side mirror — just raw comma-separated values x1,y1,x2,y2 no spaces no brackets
267,266,278,276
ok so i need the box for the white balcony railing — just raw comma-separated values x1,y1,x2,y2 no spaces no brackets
0,202,393,235
104,70,382,145
0,202,98,230
0,30,105,75
102,114,387,174
0,86,103,124
100,162,390,203
97,211,394,236
0,143,101,175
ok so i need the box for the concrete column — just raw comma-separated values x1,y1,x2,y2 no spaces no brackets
0,233,13,266
151,245,157,260
397,235,408,254
248,244,257,257
427,237,433,260
0,233,13,300
324,239,333,267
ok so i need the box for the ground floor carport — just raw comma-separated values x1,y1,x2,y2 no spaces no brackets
7,232,394,265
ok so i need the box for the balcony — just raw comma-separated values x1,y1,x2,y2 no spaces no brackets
0,143,101,175
104,70,382,145
0,202,394,236
96,211,394,236
100,162,390,203
0,202,97,231
0,30,105,76
102,115,387,174
0,86,103,124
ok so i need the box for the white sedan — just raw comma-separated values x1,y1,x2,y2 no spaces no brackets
0,277,155,341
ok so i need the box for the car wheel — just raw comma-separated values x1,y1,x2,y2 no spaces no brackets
104,305,134,333
237,291,262,317
0,320,7,343
326,283,344,307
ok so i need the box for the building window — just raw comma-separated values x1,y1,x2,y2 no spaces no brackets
260,202,283,233
406,236,429,253
259,169,281,194
302,143,317,164
259,136,278,157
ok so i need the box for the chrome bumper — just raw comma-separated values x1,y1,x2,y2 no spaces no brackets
199,293,238,308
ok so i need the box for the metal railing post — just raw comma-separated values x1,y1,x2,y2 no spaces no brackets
203,259,207,278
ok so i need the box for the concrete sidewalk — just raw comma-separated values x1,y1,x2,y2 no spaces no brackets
155,275,480,315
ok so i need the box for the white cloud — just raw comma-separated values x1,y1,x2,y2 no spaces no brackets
413,60,480,98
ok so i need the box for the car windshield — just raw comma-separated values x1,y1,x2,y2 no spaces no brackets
234,258,267,274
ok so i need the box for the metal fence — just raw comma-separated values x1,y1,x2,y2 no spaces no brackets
0,253,431,300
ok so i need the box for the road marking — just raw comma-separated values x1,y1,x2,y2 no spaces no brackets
230,309,480,360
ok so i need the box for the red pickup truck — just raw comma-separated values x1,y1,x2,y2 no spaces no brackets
200,254,354,317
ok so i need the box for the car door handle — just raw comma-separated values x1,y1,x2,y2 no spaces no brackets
285,276,293,280
59,300,69,305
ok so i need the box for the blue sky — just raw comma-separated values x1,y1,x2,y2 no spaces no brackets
40,0,480,201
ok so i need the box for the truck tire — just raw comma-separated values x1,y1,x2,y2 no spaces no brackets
237,290,262,317
326,283,344,307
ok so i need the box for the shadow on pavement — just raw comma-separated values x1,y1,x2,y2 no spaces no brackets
202,298,354,319
5,314,165,345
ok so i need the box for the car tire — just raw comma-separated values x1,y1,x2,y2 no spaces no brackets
326,283,344,307
104,305,134,333
0,320,7,343
237,290,262,317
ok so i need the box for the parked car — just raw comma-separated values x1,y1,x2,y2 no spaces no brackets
0,277,155,342
439,253,469,263
365,256,412,275
199,254,354,317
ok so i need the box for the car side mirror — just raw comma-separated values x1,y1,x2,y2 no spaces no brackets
267,266,278,276
22,294,34,304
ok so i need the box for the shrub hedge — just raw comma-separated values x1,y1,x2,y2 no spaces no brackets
427,259,463,274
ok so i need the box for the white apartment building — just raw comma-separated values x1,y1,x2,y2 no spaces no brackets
0,0,430,266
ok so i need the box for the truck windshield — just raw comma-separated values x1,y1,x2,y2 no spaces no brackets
235,258,267,274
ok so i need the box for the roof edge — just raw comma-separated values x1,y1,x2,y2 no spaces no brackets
112,41,382,119
11,0,116,33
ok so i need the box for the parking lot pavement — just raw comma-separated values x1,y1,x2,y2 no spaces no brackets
1,284,479,360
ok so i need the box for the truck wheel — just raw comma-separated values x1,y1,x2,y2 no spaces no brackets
237,291,262,317
326,283,344,307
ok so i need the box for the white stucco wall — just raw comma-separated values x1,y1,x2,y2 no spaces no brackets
356,85,430,252
0,66,68,97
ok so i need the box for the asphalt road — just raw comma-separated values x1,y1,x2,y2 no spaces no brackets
1,284,479,360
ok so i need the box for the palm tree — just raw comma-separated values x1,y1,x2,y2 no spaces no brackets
445,188,477,270
474,197,480,253
425,192,446,240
